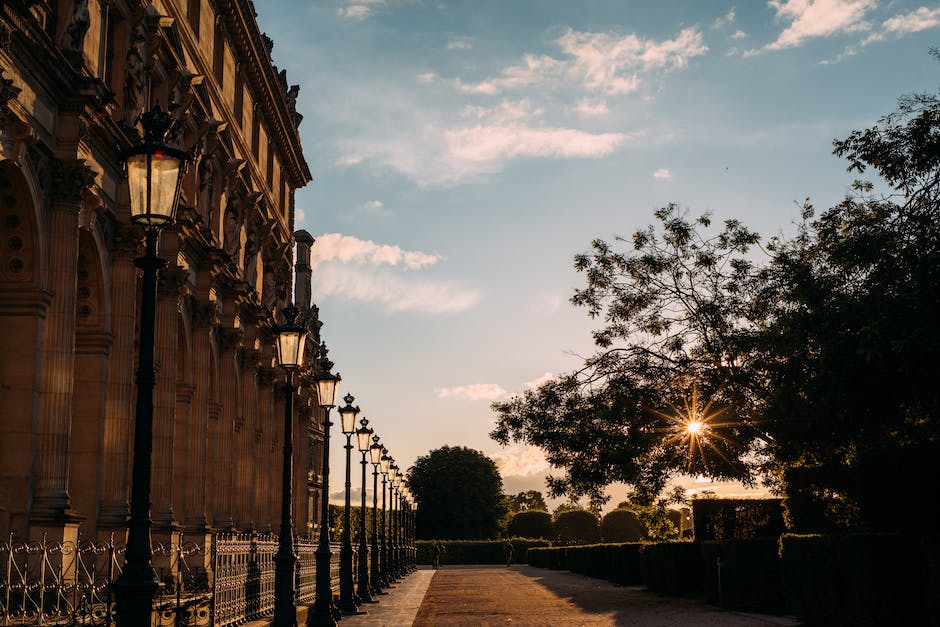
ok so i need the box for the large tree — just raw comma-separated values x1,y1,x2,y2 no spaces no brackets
407,445,508,539
491,73,940,528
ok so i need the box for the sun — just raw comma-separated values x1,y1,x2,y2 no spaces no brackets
686,420,704,435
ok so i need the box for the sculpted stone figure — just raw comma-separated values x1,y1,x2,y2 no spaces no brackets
59,0,91,54
123,44,145,129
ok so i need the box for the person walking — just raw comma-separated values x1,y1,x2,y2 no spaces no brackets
504,538,513,567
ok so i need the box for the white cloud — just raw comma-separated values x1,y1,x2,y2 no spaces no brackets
491,444,551,477
337,153,364,166
447,36,474,50
712,8,737,29
295,207,307,223
313,264,482,314
311,233,440,269
337,0,386,19
731,29,748,39
573,98,610,117
653,167,673,179
883,6,940,34
766,0,876,50
348,199,392,220
445,124,625,162
436,383,508,401
444,27,707,97
524,372,556,389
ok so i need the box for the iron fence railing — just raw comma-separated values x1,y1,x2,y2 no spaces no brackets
0,532,376,626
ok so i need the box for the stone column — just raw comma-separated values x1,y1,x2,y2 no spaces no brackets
98,226,140,536
236,316,261,530
172,383,194,526
31,160,95,540
256,363,276,531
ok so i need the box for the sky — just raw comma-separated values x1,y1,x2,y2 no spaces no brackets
255,0,940,510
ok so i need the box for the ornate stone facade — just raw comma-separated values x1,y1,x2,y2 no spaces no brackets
0,0,324,577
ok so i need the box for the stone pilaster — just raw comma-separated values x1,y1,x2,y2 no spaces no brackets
31,160,95,537
172,383,194,526
98,225,140,533
215,323,241,530
257,364,277,532
185,299,216,533
152,255,186,532
236,328,260,530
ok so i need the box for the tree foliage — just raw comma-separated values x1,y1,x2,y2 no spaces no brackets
508,509,553,539
506,490,548,513
553,509,600,545
600,508,644,542
492,71,940,529
408,445,507,540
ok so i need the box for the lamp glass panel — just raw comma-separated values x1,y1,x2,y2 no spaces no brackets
370,444,382,464
127,151,183,225
275,329,304,369
339,407,358,434
380,456,390,474
388,466,397,481
357,428,372,452
315,376,338,408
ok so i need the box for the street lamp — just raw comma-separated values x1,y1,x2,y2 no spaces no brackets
355,419,374,603
309,371,340,627
388,464,399,580
113,107,187,626
392,473,403,578
368,436,383,595
378,450,391,587
272,305,308,627
337,395,360,614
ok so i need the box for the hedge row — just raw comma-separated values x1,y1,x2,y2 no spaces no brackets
530,533,940,626
415,539,550,565
527,542,699,595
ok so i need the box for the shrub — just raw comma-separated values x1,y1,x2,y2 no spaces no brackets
508,510,553,539
780,533,930,626
527,546,566,570
692,498,784,541
641,541,702,596
565,544,611,579
553,509,600,544
702,538,785,614
601,509,644,542
415,539,550,565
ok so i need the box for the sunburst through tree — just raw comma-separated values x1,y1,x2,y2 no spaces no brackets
647,382,739,476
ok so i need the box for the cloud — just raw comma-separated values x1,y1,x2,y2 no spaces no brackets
766,0,876,50
441,27,707,97
653,167,673,179
337,153,364,166
490,444,551,477
348,199,393,220
712,8,737,29
573,99,609,116
312,233,439,269
731,29,747,39
447,36,474,50
524,372,556,389
882,6,940,34
313,264,482,314
445,124,625,162
436,383,508,401
295,207,307,223
337,0,386,19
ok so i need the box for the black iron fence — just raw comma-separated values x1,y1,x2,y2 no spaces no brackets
0,533,353,626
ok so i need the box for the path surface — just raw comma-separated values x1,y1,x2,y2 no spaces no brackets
341,565,799,627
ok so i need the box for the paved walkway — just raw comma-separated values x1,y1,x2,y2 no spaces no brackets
338,565,800,627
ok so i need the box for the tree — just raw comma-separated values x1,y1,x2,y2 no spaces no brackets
600,509,644,542
492,62,940,530
507,490,548,513
508,510,553,539
408,445,507,540
553,509,600,545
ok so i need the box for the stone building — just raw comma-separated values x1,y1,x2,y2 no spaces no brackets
0,0,327,573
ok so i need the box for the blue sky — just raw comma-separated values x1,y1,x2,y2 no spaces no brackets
256,1,939,508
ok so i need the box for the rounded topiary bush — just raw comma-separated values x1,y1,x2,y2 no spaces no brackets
553,509,600,544
601,508,644,542
508,510,553,539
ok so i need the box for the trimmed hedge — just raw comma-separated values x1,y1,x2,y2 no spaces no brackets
692,498,784,541
527,546,567,570
553,509,601,544
600,509,644,542
508,510,553,539
780,533,932,626
702,538,784,614
641,541,702,596
416,539,550,565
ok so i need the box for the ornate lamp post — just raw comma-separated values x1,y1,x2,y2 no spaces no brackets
308,372,340,627
337,395,360,614
387,464,399,580
272,305,308,627
112,107,188,626
355,419,374,603
378,450,391,587
369,436,383,594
